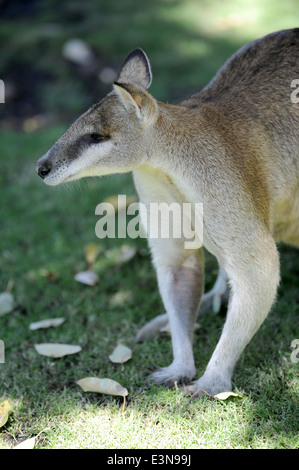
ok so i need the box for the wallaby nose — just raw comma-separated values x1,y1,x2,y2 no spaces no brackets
37,162,52,179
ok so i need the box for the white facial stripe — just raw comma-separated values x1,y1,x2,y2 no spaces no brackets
44,140,114,185
72,139,113,170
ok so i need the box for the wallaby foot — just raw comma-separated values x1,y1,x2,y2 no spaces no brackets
184,372,232,398
149,361,196,387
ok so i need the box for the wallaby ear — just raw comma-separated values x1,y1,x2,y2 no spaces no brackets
113,83,142,119
116,48,152,90
113,83,158,126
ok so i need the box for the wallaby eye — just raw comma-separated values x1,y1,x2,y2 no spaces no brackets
89,133,109,143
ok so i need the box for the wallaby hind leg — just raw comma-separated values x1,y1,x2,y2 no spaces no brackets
135,267,228,342
148,244,204,386
185,235,280,396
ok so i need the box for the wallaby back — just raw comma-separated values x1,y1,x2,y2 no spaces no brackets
179,29,299,245
183,29,299,107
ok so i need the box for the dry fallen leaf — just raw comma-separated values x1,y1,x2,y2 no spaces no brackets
214,391,242,400
109,344,132,364
0,400,13,428
84,243,101,267
110,290,132,307
74,270,98,286
13,436,36,449
103,194,137,212
76,377,128,397
116,245,137,263
34,343,82,358
25,269,57,282
13,427,50,449
29,317,65,331
0,292,15,316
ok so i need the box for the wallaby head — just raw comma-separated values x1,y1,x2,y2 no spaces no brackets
36,49,158,186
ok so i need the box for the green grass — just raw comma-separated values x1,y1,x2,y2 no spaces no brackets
0,0,299,450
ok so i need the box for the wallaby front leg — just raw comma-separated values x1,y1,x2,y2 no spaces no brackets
149,245,204,386
186,239,280,396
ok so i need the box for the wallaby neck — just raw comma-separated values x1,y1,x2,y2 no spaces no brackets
145,101,207,175
134,101,211,205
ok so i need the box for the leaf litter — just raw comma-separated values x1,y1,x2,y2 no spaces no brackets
84,242,102,270
0,400,13,428
13,436,36,449
103,194,138,212
74,270,98,286
0,292,15,316
29,317,65,330
13,427,50,449
74,242,102,285
77,377,128,412
109,344,132,365
213,391,242,400
34,343,82,358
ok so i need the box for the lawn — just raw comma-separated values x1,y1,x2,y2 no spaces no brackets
0,0,298,450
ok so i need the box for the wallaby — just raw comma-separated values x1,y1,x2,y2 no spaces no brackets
36,29,299,397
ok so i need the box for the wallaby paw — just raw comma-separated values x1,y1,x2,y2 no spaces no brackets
183,373,232,399
148,363,196,387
